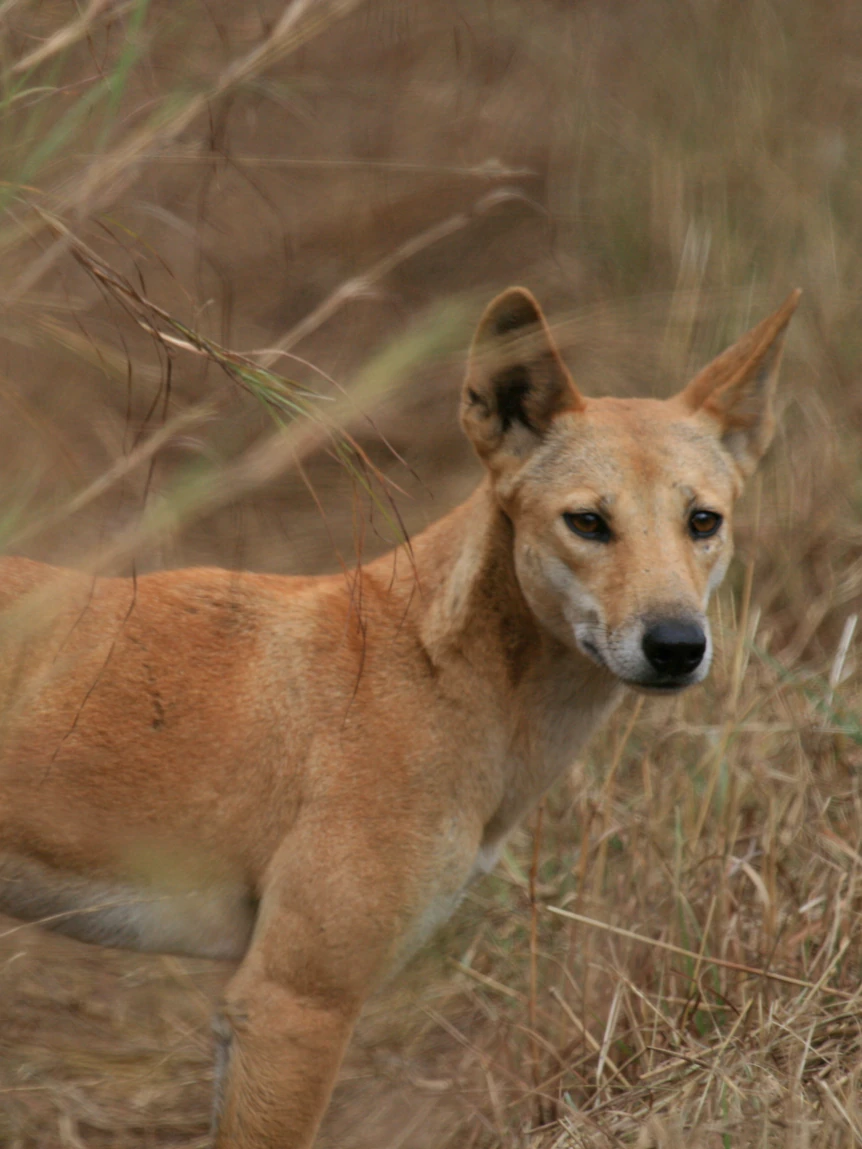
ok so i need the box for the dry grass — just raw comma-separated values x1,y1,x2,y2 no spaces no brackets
1,0,862,1146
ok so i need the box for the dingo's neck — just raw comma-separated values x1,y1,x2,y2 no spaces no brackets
370,480,624,839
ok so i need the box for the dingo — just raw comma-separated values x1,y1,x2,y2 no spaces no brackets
0,287,798,1147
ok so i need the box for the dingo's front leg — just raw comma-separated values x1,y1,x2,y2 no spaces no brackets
211,834,402,1148
213,961,359,1148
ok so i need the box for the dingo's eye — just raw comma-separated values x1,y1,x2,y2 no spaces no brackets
563,512,610,542
689,510,722,538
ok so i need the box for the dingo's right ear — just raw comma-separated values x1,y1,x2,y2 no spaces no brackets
461,287,584,471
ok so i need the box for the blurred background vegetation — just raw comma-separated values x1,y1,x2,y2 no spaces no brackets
1,1,861,1146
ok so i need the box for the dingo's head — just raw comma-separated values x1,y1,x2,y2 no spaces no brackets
462,287,799,692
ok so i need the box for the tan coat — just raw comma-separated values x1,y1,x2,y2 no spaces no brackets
0,287,799,1147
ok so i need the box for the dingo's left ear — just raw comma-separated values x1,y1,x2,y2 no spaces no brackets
676,290,801,479
461,287,584,471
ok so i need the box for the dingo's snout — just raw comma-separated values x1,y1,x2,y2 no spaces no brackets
575,610,712,692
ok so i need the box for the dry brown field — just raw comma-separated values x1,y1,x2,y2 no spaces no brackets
0,1,861,1145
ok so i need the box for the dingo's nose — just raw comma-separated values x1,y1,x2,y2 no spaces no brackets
642,621,706,678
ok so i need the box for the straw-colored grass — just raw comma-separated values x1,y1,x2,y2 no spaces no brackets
1,0,861,1146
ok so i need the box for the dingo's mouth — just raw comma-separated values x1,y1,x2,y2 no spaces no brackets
579,639,703,694
579,638,604,665
623,677,699,695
